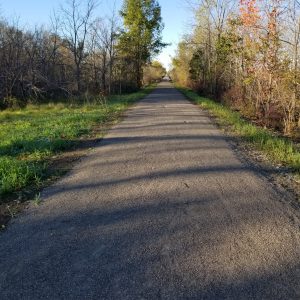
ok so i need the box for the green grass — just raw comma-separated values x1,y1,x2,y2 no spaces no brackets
0,86,154,200
178,87,300,173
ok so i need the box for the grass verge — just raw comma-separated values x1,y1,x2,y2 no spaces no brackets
0,85,154,203
177,86,300,174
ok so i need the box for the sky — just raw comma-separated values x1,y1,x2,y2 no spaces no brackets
0,0,192,70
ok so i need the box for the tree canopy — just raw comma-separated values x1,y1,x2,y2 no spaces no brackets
170,0,300,137
118,0,165,88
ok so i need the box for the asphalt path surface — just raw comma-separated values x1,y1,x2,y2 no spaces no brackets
1,81,300,299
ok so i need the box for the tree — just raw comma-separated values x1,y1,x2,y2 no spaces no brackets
60,0,97,93
170,39,194,87
0,0,167,107
118,0,165,89
172,0,300,136
143,60,166,84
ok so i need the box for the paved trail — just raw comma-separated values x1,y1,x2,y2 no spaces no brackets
1,82,300,299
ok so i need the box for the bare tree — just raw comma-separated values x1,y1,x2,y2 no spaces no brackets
59,0,97,94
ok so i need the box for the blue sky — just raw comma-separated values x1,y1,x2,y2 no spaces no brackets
0,0,191,70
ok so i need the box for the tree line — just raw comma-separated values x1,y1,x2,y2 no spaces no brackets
170,0,300,136
0,0,166,108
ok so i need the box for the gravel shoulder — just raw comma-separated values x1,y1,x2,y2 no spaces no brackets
1,81,300,299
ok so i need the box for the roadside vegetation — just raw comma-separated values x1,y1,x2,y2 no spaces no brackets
170,0,300,139
0,86,154,202
179,87,300,174
0,0,165,107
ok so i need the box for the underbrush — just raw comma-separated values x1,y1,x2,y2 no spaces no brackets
0,86,154,201
178,87,300,173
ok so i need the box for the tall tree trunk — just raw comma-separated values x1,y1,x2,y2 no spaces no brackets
76,64,81,94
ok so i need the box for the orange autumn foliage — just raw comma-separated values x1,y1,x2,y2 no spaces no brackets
239,0,261,27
